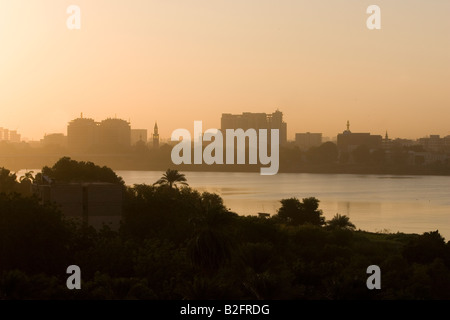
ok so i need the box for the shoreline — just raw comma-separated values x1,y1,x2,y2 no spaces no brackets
2,154,449,177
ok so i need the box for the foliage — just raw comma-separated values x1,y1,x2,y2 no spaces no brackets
352,145,371,164
153,168,188,189
275,197,325,226
19,171,35,183
1,162,450,300
306,142,338,164
0,193,74,275
326,213,356,231
40,157,124,185
0,167,18,193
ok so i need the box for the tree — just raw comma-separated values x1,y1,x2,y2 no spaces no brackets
276,198,301,224
19,171,35,183
276,197,325,226
41,157,124,185
300,197,326,226
17,170,35,197
403,230,449,265
0,193,73,274
370,149,385,165
391,147,408,166
154,169,188,189
326,213,356,230
187,228,234,274
187,192,237,274
339,151,350,164
352,145,370,164
306,142,338,164
0,167,18,193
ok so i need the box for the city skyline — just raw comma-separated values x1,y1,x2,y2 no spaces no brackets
2,112,449,144
2,1,450,303
1,1,449,141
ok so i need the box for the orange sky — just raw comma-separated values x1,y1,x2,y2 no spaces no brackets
0,0,449,141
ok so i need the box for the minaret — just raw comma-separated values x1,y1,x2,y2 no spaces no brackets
153,122,160,149
343,120,351,134
383,130,391,150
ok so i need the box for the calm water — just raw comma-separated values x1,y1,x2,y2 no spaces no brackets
17,169,450,239
116,171,450,239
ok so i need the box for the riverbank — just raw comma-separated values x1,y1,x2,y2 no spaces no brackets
3,153,450,176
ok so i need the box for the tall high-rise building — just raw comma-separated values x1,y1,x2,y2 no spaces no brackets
153,122,160,149
67,115,98,152
267,110,287,145
98,118,131,148
220,110,287,145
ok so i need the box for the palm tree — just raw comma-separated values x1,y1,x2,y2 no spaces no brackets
326,213,356,230
153,169,188,189
0,167,18,193
19,170,35,184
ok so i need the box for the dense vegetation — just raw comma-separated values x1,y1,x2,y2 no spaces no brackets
1,158,450,300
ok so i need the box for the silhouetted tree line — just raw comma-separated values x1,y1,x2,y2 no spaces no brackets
1,158,450,299
1,139,449,175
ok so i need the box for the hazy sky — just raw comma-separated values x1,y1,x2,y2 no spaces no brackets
0,0,449,141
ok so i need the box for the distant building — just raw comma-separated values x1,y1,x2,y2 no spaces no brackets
34,182,123,230
337,121,382,153
2,129,9,141
0,128,9,141
0,127,21,143
391,138,416,148
445,136,450,152
268,110,288,145
67,114,151,152
131,129,148,146
221,110,287,145
152,122,160,149
407,151,449,166
98,118,131,148
67,115,98,152
9,130,21,143
42,133,67,148
295,132,322,150
417,135,447,152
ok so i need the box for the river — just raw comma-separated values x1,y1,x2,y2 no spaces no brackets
116,171,450,239
17,169,450,239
